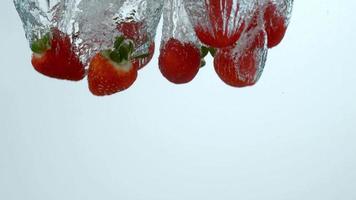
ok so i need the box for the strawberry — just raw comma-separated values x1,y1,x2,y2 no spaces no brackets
214,49,256,87
88,36,139,96
214,31,265,87
264,1,288,48
158,38,201,84
31,27,85,81
190,0,245,48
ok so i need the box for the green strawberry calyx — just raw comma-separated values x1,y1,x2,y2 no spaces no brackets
200,46,216,67
30,33,51,54
102,36,150,66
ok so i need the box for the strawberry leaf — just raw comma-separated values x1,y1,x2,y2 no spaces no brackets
109,49,121,63
209,47,217,57
119,45,130,61
31,33,51,54
114,36,125,49
200,59,206,68
128,42,134,54
201,46,209,58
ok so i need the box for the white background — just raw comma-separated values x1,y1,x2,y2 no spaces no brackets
1,1,356,200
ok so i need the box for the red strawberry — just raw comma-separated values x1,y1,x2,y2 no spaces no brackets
88,37,138,96
264,2,288,48
192,0,245,48
31,28,85,81
117,21,154,70
214,49,256,87
214,31,265,87
158,38,201,84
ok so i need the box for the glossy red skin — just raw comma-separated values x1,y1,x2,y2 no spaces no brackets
31,28,85,81
214,31,265,87
88,53,137,96
214,49,256,87
159,38,201,84
194,0,245,48
117,21,154,69
264,2,287,48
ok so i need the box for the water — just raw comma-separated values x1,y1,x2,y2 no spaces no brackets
14,0,292,74
14,0,163,67
73,0,163,65
214,5,268,86
267,0,294,25
14,0,65,43
161,0,199,45
184,0,257,48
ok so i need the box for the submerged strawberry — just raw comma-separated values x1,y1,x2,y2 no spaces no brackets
88,36,141,96
214,49,257,87
264,2,288,48
31,28,85,81
214,31,266,87
158,38,201,84
186,0,246,48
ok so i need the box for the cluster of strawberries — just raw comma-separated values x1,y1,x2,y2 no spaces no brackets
29,0,291,96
